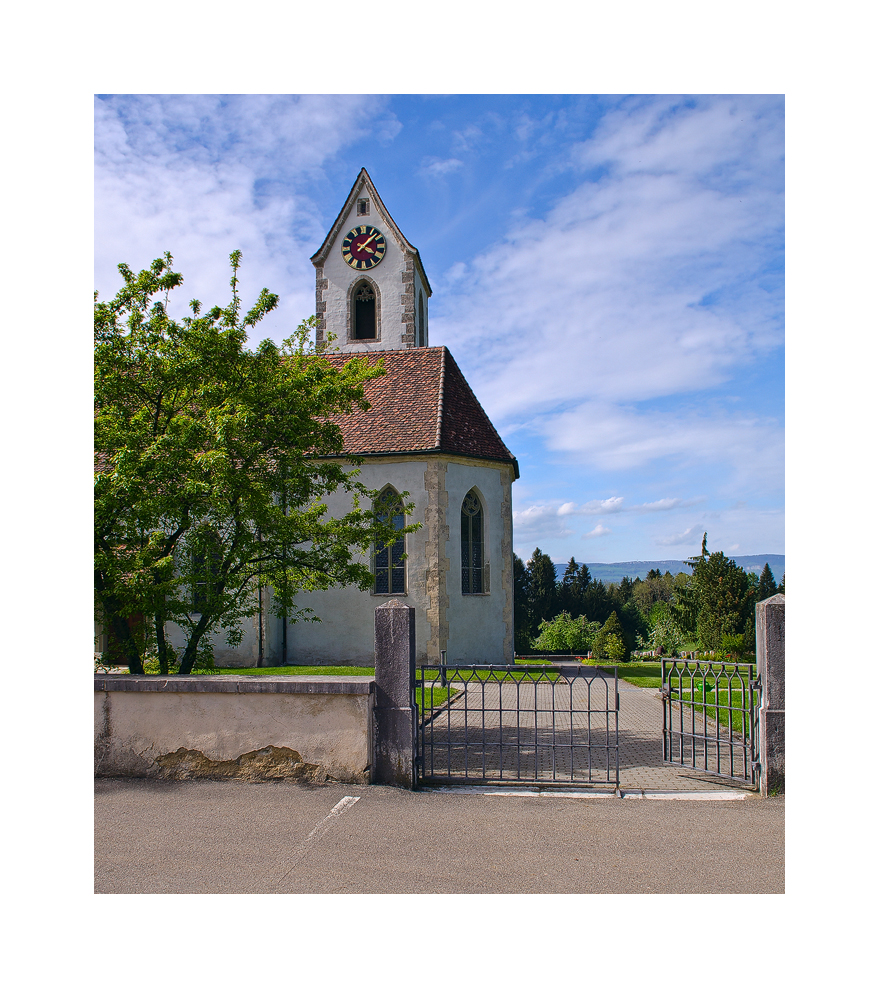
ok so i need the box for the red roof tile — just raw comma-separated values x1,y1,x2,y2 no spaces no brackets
322,347,518,475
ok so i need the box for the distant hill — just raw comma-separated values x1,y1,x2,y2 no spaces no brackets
553,555,785,584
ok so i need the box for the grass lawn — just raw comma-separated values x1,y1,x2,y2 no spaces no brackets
672,690,755,735
416,684,459,715
590,661,663,689
592,660,757,691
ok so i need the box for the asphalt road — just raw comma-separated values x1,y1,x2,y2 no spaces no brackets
95,778,783,894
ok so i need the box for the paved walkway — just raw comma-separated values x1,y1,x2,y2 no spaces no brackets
420,668,755,794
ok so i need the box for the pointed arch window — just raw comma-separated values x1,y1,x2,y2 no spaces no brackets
191,530,222,613
461,489,484,594
374,488,406,593
353,280,377,340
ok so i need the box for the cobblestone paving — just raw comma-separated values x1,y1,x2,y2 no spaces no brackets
420,670,755,793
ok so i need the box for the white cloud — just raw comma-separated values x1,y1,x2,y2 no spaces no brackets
655,526,700,547
637,498,684,512
558,497,625,516
94,95,399,344
583,524,611,539
538,400,783,495
511,504,575,540
420,156,464,176
430,98,783,468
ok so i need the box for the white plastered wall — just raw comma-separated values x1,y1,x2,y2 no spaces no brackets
443,461,512,664
285,459,431,665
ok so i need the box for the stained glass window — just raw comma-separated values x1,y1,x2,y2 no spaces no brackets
461,490,484,594
374,488,406,593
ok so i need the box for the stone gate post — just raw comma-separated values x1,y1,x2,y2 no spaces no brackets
756,593,785,795
373,599,417,788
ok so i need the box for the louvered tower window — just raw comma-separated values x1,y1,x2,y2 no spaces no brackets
354,282,377,339
374,488,406,593
461,490,484,594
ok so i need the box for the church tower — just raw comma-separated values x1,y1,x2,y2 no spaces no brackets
310,168,432,353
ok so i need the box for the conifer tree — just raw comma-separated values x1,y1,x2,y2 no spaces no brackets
758,563,778,600
513,554,532,654
527,548,559,631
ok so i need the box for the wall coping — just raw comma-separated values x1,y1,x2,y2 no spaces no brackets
94,675,375,695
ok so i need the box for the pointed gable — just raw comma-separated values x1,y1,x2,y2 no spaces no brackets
311,167,432,297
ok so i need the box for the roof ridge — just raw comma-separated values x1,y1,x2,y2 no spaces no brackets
439,350,517,464
435,347,447,449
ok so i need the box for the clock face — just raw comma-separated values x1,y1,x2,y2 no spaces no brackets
341,225,387,270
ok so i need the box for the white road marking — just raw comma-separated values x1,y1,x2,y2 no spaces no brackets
272,796,361,888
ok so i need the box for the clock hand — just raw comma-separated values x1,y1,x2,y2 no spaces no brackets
358,231,378,250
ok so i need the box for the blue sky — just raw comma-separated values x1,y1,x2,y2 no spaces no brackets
95,94,784,565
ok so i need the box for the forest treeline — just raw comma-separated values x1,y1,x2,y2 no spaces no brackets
515,533,784,661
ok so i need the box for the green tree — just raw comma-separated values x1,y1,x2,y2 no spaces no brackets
95,252,416,674
592,611,628,661
532,612,601,653
638,603,685,655
513,553,532,654
618,600,648,654
611,575,635,607
526,548,559,632
582,578,612,625
632,570,679,616
671,534,756,652
558,557,581,614
758,563,778,600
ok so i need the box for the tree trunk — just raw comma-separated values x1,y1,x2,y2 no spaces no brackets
156,612,169,675
177,615,212,674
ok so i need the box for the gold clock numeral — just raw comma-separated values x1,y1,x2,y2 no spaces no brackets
342,225,384,269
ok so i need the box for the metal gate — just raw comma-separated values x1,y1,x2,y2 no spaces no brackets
661,658,762,788
415,663,619,787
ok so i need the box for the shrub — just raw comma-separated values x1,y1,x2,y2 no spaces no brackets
592,611,629,661
719,633,745,658
532,612,601,653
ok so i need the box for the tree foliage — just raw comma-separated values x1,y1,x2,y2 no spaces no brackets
532,612,601,653
671,533,757,651
758,563,778,600
95,252,416,674
514,536,769,659
592,611,627,661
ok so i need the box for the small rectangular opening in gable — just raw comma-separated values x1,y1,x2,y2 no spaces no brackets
357,199,370,216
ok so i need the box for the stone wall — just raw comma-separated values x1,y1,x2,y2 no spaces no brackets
756,594,785,795
94,675,374,783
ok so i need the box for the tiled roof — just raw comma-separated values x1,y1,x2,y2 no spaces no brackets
322,347,518,475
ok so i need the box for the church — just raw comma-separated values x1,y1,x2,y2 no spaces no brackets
176,168,519,667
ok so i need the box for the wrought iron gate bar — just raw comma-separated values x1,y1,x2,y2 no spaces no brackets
661,658,761,788
416,664,619,787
